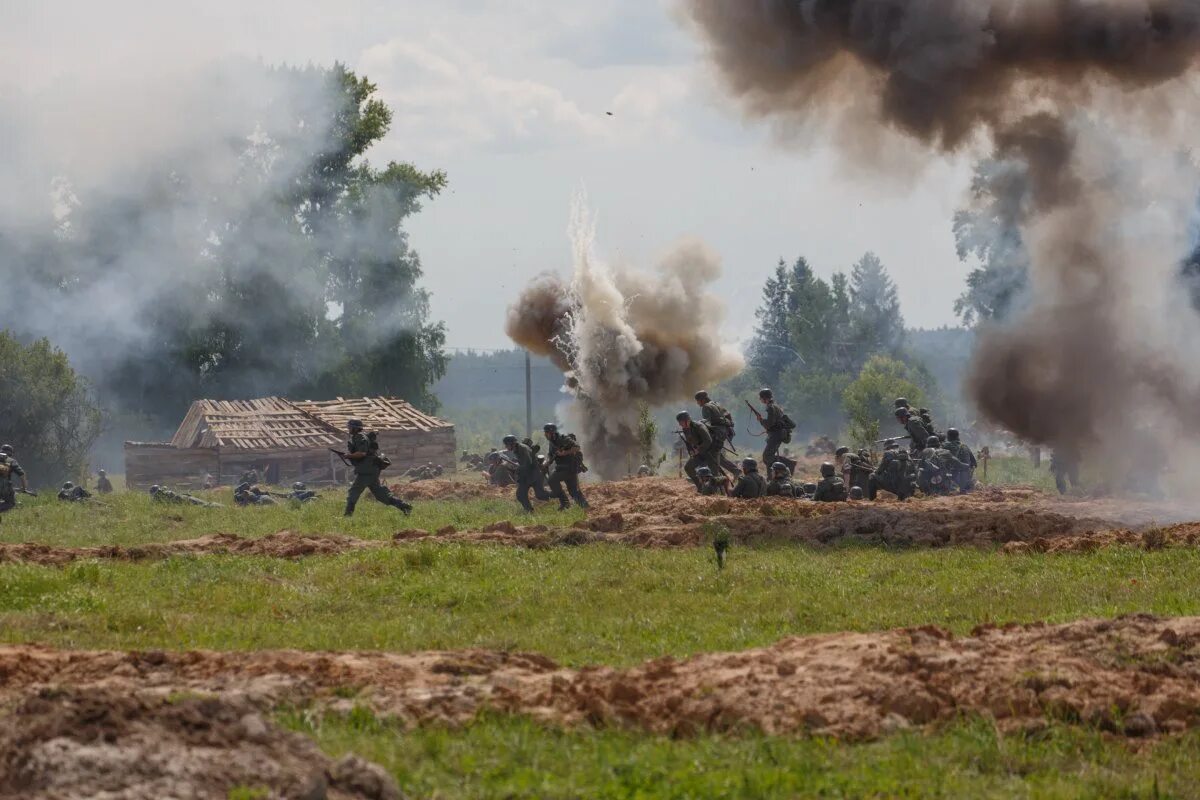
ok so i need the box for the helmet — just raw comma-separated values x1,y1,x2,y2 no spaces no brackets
898,450,910,461
894,398,909,409
0,444,13,456
946,428,960,441
694,390,710,403
771,462,789,476
858,449,870,459
98,469,107,476
347,418,363,431
502,435,518,446
849,486,865,500
522,438,534,447
676,410,691,423
835,447,850,458
894,407,910,418
820,462,836,478
149,485,162,494
919,408,930,416
884,439,898,450
292,482,306,491
62,481,74,490
803,482,818,495
696,466,713,478
758,388,773,400
543,423,558,434
741,458,758,472
926,436,941,448
237,482,251,491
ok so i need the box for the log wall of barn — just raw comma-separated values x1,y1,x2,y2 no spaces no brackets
375,428,456,472
124,443,219,491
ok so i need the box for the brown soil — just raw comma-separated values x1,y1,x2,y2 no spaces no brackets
0,687,402,799
2,615,1199,744
0,531,379,567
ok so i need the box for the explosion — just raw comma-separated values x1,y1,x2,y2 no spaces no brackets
686,0,1200,479
506,200,744,477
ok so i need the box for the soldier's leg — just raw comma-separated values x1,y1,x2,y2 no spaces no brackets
684,455,702,487
516,477,534,512
867,475,880,501
563,471,589,509
549,469,570,509
368,478,413,513
1055,472,1068,495
344,475,369,516
762,435,779,470
532,471,551,501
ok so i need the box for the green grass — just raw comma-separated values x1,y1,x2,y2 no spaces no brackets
0,491,583,548
281,708,1200,799
2,543,1197,663
977,455,1058,492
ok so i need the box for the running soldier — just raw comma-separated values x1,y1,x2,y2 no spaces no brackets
0,445,30,514
342,418,413,517
505,434,550,512
755,389,797,475
677,411,717,489
543,423,589,511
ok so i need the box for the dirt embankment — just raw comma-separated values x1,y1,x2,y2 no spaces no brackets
2,615,1199,747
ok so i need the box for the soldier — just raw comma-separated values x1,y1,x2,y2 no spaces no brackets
544,423,590,511
1050,446,1081,495
0,445,29,513
287,482,319,502
677,411,717,489
235,482,277,506
731,458,767,499
505,434,549,513
695,391,740,477
801,482,818,500
943,428,978,492
149,485,222,507
57,481,91,502
765,462,798,497
894,407,930,451
95,469,114,495
845,454,873,497
813,462,848,502
696,465,730,496
637,464,653,478
239,466,261,486
919,408,940,439
849,486,865,501
916,436,971,496
343,418,413,517
756,389,798,475
869,446,913,500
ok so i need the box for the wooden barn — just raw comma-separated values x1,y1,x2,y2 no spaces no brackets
124,396,455,490
294,397,457,473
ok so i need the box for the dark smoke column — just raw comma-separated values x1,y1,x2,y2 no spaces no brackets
506,201,744,478
686,0,1200,466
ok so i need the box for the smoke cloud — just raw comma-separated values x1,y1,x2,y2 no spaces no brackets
506,199,744,477
686,0,1200,481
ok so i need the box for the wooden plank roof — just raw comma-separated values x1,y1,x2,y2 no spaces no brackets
169,397,343,451
294,397,453,433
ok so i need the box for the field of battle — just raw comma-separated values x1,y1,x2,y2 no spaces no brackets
7,1,1200,798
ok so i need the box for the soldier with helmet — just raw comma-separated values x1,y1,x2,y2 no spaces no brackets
287,482,319,502
343,418,413,517
812,462,848,502
917,436,971,496
695,465,730,496
765,462,798,497
755,388,798,475
695,390,740,477
504,434,549,512
57,481,91,502
870,445,916,500
677,410,717,489
731,458,767,498
894,406,930,451
543,423,589,511
0,444,30,513
943,428,978,491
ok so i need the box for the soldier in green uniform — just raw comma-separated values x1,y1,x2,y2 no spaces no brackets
57,482,92,502
695,391,740,477
95,469,114,494
894,407,930,451
505,434,549,512
287,482,319,502
695,465,730,496
813,462,848,502
916,436,972,496
677,411,718,489
0,445,29,513
731,458,767,498
235,482,277,506
543,423,590,511
1050,446,1080,495
149,485,222,507
869,446,915,500
943,428,978,492
845,454,874,497
757,389,798,475
343,418,413,517
765,462,798,497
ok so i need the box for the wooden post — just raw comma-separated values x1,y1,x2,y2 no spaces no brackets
525,350,533,441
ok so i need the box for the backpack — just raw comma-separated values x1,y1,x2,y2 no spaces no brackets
716,403,736,437
780,413,796,443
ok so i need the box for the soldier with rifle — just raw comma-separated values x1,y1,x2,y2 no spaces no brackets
505,434,550,513
894,406,930,451
695,465,730,496
150,485,221,507
57,481,92,502
943,428,978,492
676,410,717,489
695,390,740,477
543,423,590,511
331,419,413,517
0,444,35,515
916,436,972,496
747,388,797,476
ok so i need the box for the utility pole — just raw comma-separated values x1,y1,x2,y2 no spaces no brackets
525,350,533,440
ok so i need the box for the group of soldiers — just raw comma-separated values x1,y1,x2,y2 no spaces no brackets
492,424,590,513
675,391,981,502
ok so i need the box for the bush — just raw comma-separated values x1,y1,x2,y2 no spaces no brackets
0,332,103,486
842,355,930,449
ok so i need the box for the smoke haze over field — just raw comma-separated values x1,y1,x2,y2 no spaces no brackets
686,0,1200,478
507,199,744,477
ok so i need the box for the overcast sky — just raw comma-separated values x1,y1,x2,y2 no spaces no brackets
4,0,973,349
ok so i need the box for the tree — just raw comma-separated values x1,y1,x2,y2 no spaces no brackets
952,159,1031,326
842,355,931,449
777,368,851,438
0,332,103,486
747,258,807,388
847,252,904,368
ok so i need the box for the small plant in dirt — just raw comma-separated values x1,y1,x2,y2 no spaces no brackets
227,787,269,800
703,521,731,570
1142,526,1168,551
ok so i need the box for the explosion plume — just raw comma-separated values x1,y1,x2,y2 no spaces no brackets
686,0,1200,479
506,200,744,477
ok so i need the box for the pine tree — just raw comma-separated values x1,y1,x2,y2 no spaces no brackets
847,252,904,370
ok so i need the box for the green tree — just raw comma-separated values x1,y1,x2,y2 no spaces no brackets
0,332,103,486
952,159,1030,326
777,368,851,438
842,356,930,449
847,252,904,368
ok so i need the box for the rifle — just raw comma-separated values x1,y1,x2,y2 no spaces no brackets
17,488,38,497
329,449,352,467
674,429,697,457
745,399,765,425
874,435,912,445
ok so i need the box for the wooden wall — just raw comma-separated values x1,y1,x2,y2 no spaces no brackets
124,443,339,489
124,443,218,491
375,428,457,473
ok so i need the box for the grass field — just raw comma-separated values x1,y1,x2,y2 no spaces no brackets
2,461,1195,798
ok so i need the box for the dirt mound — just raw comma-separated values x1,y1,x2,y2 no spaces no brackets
4,615,1200,742
394,479,507,501
0,531,378,566
1004,522,1200,554
0,687,401,800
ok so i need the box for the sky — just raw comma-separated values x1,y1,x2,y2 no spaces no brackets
2,0,973,350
